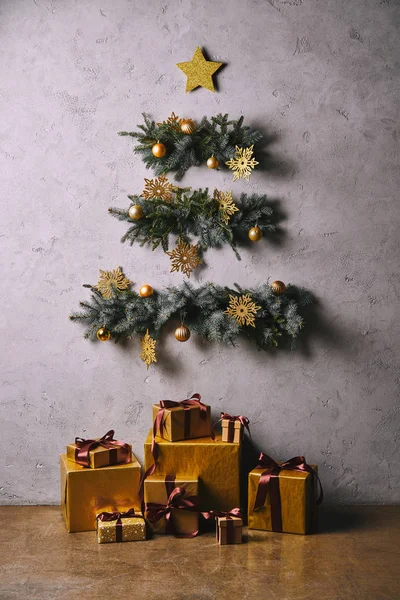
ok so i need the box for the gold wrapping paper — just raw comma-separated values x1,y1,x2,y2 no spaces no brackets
248,465,318,535
60,453,141,533
144,432,240,512
144,476,198,535
216,515,243,545
221,419,242,444
152,402,211,442
66,441,132,469
96,512,146,543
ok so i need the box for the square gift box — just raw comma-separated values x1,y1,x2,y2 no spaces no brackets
221,419,243,444
216,515,243,545
152,399,211,442
96,509,146,543
66,430,131,468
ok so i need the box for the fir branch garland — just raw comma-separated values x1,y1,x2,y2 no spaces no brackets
119,113,263,180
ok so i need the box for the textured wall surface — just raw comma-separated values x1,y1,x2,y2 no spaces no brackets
1,0,399,505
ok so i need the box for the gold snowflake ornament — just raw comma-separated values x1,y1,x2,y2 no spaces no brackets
96,267,131,299
225,294,261,328
166,241,202,278
157,112,181,132
140,329,157,369
226,145,259,182
214,189,239,224
142,175,174,202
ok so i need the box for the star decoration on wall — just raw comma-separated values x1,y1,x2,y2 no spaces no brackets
226,145,259,182
214,189,239,224
166,241,202,277
142,175,174,201
225,294,261,327
96,267,131,299
176,47,223,93
140,329,157,369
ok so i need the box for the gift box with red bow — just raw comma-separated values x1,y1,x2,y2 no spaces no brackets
220,413,250,444
66,429,132,469
96,508,146,543
152,393,211,443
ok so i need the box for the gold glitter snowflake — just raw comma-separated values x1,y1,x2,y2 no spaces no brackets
142,175,174,201
157,112,181,132
224,294,261,327
214,189,239,224
96,267,131,299
225,145,259,182
166,241,202,278
140,329,157,369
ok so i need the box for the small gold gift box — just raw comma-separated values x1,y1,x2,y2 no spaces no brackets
152,398,211,442
221,419,243,444
216,515,243,545
66,430,131,469
96,509,146,543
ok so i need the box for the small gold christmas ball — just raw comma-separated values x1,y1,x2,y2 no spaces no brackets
207,156,219,169
96,327,111,342
180,119,196,134
248,226,263,242
139,284,154,298
152,142,167,158
128,204,143,220
174,324,191,342
271,280,287,295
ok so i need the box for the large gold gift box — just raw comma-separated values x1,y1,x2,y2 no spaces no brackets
248,465,318,535
66,441,132,469
60,453,141,532
96,511,146,544
144,432,240,511
144,475,198,535
152,402,211,442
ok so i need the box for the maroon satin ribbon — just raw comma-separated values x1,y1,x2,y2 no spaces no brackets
145,487,200,538
96,508,142,542
74,429,131,468
253,452,323,532
214,412,251,442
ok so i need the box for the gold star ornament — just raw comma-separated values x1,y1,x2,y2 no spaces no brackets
140,329,157,369
166,241,202,277
214,189,239,224
96,267,131,299
226,145,259,182
142,175,174,201
176,47,223,93
225,294,261,328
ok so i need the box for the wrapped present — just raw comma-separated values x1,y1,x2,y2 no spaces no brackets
152,393,211,443
60,453,141,532
144,432,240,512
144,474,199,536
220,413,250,444
248,453,323,535
96,508,146,543
66,429,131,468
216,513,243,545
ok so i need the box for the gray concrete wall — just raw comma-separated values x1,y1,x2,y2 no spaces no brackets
1,0,399,505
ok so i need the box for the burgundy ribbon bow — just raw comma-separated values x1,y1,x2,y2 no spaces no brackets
74,429,131,468
145,487,200,538
96,508,142,542
253,452,323,532
219,412,251,442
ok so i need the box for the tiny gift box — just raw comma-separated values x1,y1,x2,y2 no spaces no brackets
220,413,250,444
152,393,211,442
248,453,322,535
66,429,132,469
96,509,146,543
217,514,243,545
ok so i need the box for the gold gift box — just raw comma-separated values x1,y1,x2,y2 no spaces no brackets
144,475,198,535
152,402,211,442
221,419,242,444
60,453,141,532
66,441,132,469
248,464,318,535
144,432,240,512
96,511,146,544
216,515,243,545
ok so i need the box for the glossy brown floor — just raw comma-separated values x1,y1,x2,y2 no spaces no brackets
0,506,399,600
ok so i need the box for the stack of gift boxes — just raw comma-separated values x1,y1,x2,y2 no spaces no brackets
60,394,321,544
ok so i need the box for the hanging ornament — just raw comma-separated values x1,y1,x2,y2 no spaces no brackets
152,142,167,158
175,324,191,342
271,281,286,295
226,145,259,181
166,241,202,277
214,189,238,224
157,112,181,132
248,226,263,241
224,294,261,328
180,118,196,134
96,327,111,342
96,267,131,299
140,329,157,369
207,156,219,169
142,175,173,201
139,284,154,298
128,204,143,220
176,46,223,93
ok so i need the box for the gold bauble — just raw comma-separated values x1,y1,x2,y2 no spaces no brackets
152,142,167,158
271,280,286,295
207,156,219,169
128,204,143,220
180,119,196,134
139,284,154,298
174,324,191,342
248,226,263,242
96,327,111,342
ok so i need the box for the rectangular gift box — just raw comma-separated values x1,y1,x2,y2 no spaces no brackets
152,402,211,442
66,441,132,469
60,453,141,532
144,432,240,512
248,464,318,535
221,419,243,444
216,515,243,545
144,475,199,535
96,510,146,544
